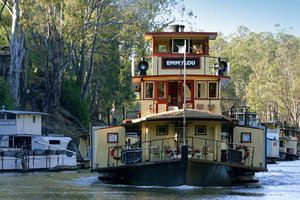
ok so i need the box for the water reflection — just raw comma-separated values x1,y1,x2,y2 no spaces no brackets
1,160,300,200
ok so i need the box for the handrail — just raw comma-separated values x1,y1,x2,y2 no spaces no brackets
105,136,256,168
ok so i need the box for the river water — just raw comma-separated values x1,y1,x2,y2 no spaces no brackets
1,160,300,200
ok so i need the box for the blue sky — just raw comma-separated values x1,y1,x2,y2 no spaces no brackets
172,0,300,37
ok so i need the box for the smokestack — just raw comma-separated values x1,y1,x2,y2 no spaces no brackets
170,25,185,32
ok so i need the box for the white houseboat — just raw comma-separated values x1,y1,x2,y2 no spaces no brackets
0,106,77,171
88,25,268,186
278,124,299,161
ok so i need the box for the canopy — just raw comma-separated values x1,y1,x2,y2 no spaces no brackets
132,109,231,123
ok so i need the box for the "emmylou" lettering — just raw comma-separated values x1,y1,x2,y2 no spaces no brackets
166,60,196,66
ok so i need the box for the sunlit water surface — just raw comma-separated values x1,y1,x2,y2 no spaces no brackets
1,160,300,200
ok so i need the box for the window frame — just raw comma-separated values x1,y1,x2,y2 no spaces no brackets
49,140,60,145
208,81,218,99
195,125,206,135
279,140,284,148
156,125,168,135
241,132,251,143
172,38,190,53
196,81,207,98
158,44,167,53
145,82,154,99
157,82,166,99
107,133,119,143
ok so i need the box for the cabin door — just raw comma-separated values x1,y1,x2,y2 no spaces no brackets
155,81,168,113
168,82,178,108
179,80,194,109
168,80,194,109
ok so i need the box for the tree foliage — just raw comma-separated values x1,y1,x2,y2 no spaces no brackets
0,77,14,109
211,26,300,129
0,0,183,127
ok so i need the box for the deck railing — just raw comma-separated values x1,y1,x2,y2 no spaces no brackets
106,136,255,168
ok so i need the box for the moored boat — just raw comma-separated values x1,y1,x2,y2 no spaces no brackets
88,25,268,186
0,107,77,171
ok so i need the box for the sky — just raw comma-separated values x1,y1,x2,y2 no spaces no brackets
171,0,300,37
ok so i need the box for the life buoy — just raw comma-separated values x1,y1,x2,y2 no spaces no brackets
110,146,123,160
237,145,250,160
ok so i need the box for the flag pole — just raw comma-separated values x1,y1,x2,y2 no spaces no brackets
183,40,186,146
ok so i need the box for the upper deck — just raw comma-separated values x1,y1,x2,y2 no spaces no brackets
131,26,231,118
138,26,224,76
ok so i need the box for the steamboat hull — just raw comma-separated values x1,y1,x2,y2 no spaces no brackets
93,158,265,186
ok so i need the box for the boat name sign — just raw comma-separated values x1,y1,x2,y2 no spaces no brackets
162,58,200,69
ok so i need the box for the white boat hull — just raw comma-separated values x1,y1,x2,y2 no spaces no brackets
0,154,76,171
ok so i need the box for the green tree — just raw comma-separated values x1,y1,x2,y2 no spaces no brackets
0,77,14,109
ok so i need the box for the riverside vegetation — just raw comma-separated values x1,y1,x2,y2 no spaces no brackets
0,1,299,141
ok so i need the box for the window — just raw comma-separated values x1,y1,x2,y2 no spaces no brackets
33,116,36,123
7,114,16,119
107,133,118,143
185,82,192,99
49,140,60,145
241,132,251,143
279,140,284,148
175,122,187,140
195,125,206,135
175,127,183,139
221,132,229,142
157,82,166,99
9,136,13,147
209,82,217,98
172,39,190,53
156,125,168,135
197,82,206,98
0,114,5,119
145,82,154,99
158,45,167,52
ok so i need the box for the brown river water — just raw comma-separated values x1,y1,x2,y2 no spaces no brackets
0,160,300,200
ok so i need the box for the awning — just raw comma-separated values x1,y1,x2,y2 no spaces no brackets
131,109,231,123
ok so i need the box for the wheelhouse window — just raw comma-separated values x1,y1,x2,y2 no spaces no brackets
195,125,206,135
241,132,251,143
107,133,118,143
197,82,206,98
33,116,36,123
158,44,167,52
172,39,190,53
145,82,154,99
209,82,218,98
157,82,166,99
156,125,168,135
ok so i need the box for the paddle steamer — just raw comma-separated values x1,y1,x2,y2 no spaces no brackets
88,25,267,186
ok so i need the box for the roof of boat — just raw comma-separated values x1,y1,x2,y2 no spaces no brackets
132,109,231,123
144,31,218,40
0,109,48,115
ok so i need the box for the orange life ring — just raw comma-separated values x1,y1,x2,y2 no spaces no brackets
110,146,123,160
237,145,250,160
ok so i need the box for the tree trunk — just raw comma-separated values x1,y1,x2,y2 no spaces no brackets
9,0,26,108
